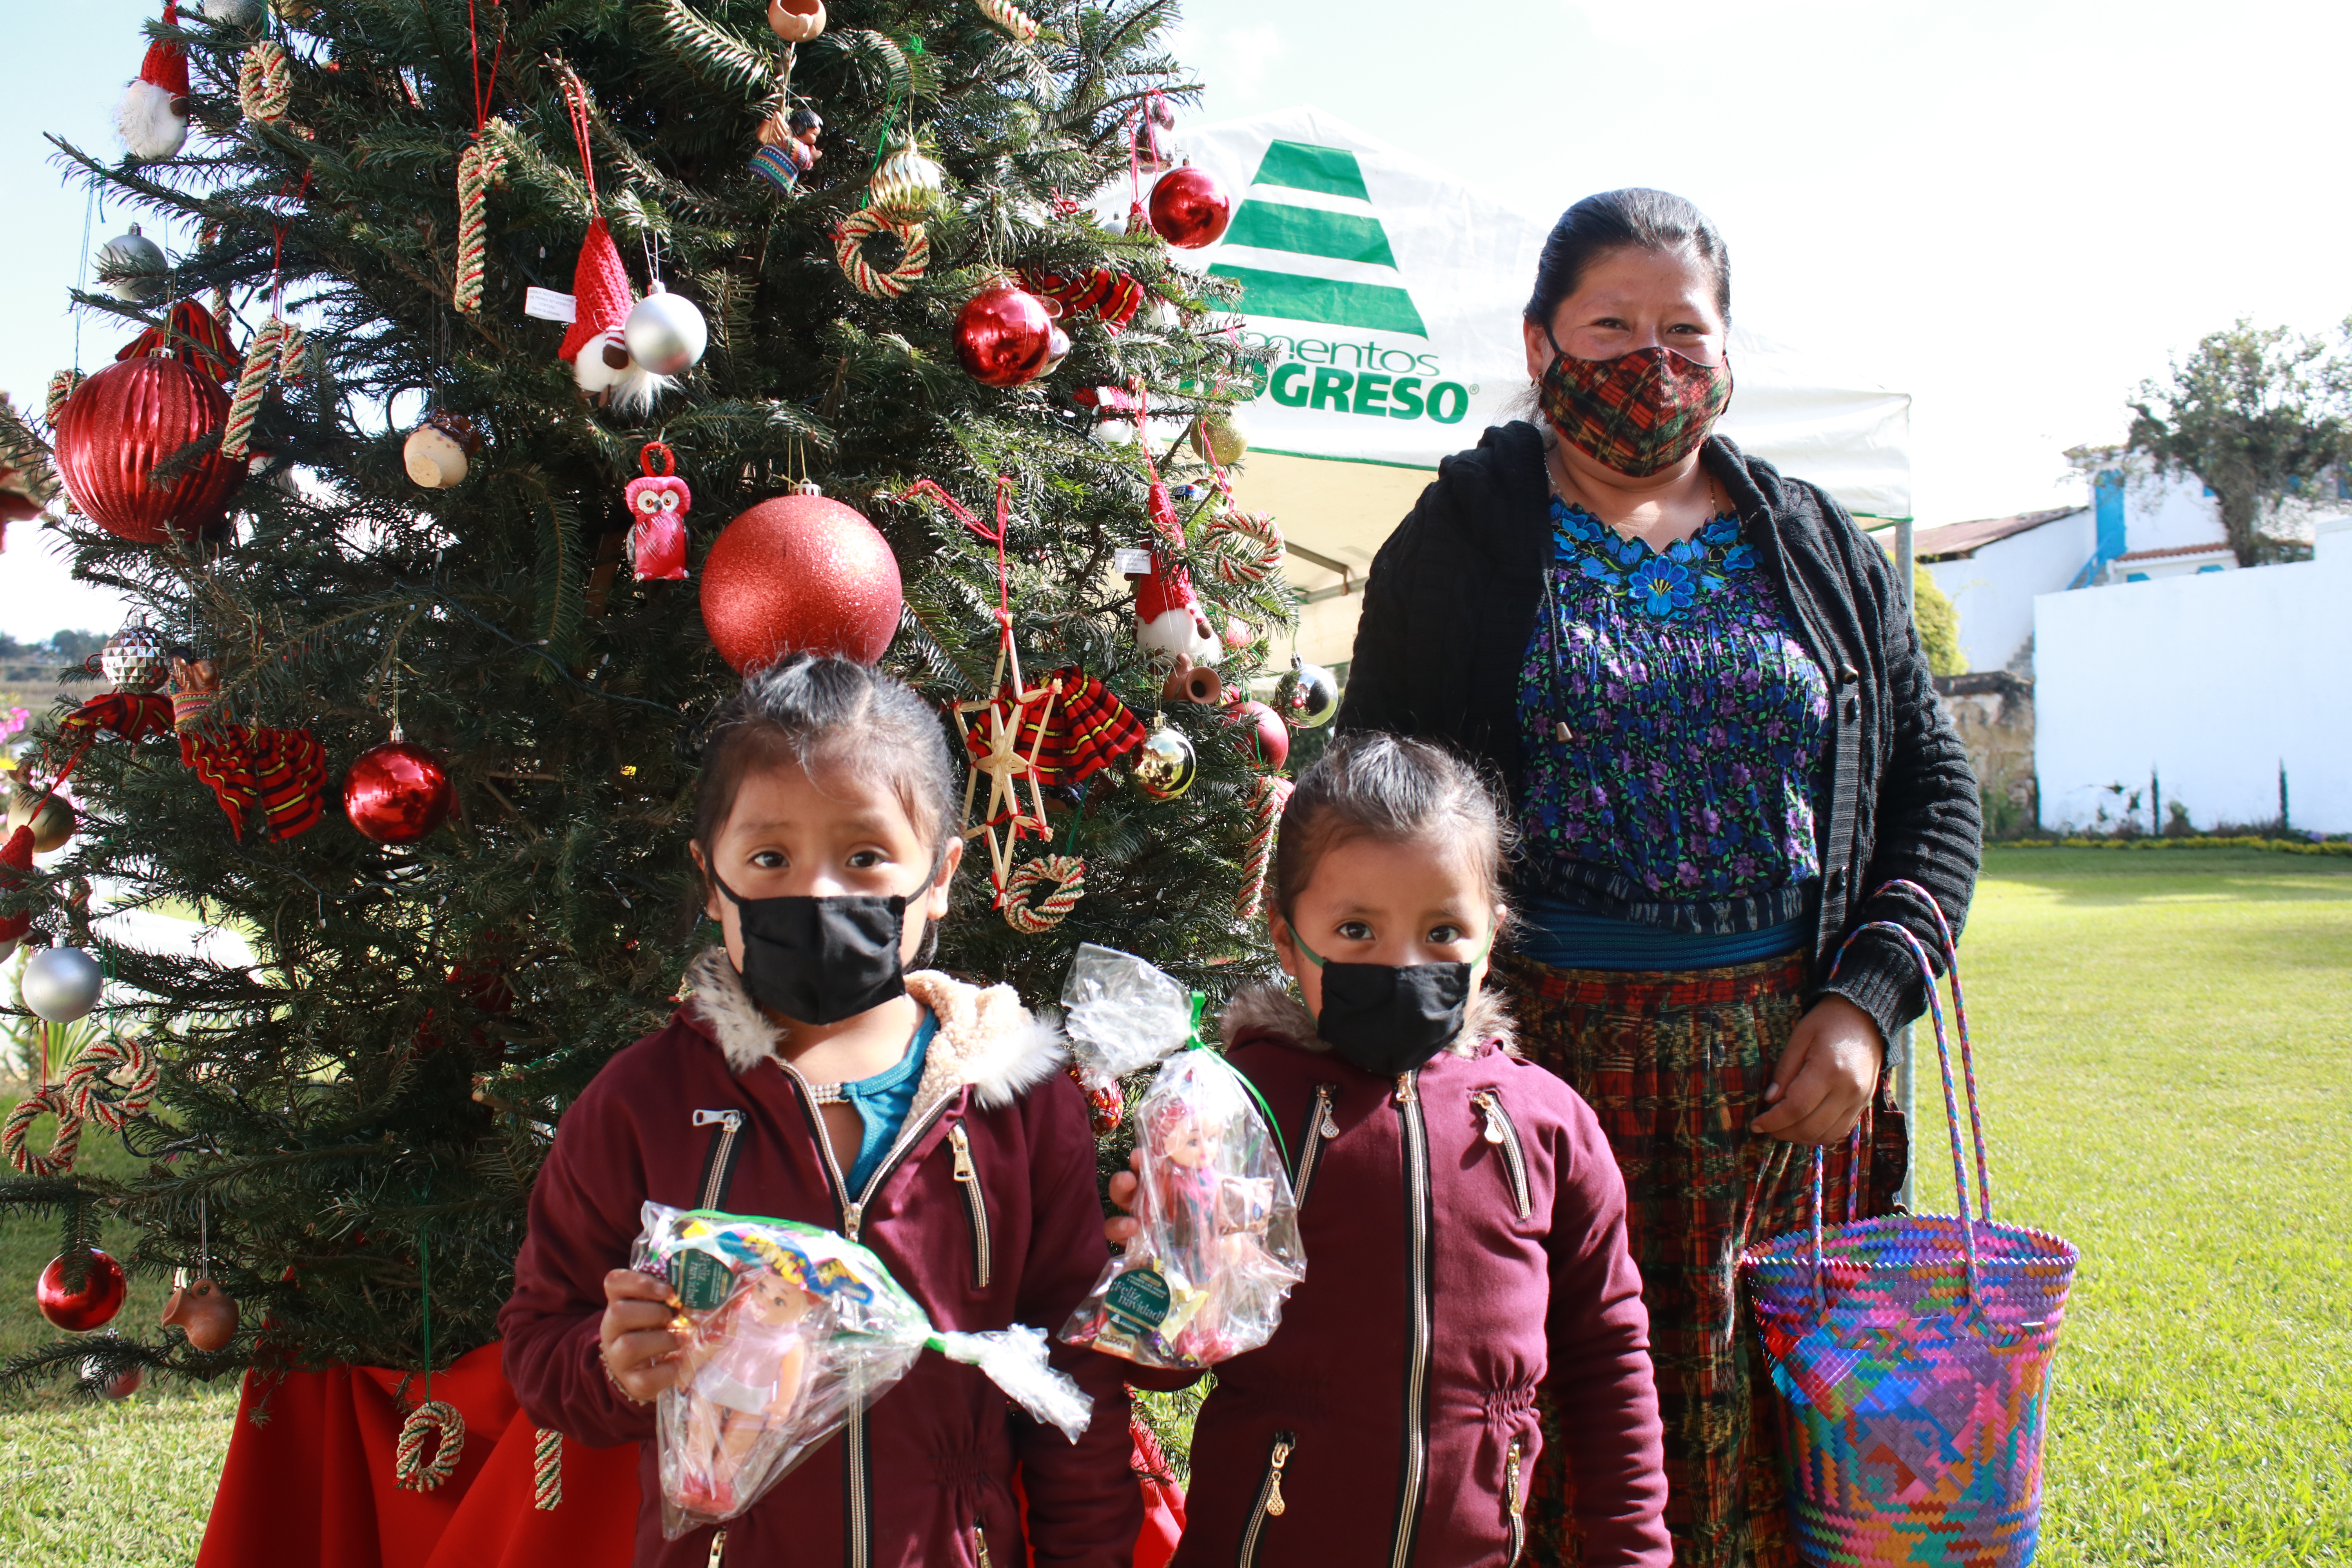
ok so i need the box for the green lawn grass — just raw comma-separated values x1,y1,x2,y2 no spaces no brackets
1,847,2345,1564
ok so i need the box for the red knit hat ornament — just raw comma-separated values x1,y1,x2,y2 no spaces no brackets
118,2,193,162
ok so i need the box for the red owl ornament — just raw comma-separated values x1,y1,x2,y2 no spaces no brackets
625,441,691,581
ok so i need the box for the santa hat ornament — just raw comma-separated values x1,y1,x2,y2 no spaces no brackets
1134,554,1221,668
523,218,670,416
118,3,193,162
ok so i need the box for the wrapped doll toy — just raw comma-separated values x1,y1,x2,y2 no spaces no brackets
633,1202,1092,1537
1056,946,1305,1369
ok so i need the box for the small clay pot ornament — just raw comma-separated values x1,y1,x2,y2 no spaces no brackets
1158,653,1223,707
768,0,826,42
161,1275,240,1353
403,413,482,489
6,788,75,853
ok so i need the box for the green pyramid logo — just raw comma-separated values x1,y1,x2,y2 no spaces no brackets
1209,141,1430,338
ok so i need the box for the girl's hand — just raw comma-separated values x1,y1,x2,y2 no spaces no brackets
600,1269,684,1403
1103,1150,1143,1247
1753,996,1882,1145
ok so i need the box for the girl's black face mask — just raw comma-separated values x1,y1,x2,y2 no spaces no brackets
1292,927,1490,1077
714,875,907,1024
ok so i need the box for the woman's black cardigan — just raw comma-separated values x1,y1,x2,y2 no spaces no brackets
1334,419,1982,1044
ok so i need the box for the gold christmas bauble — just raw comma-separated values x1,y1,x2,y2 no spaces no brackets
1132,724,1198,801
868,143,946,223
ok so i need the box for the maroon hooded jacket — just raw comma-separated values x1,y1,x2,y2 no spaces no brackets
499,950,1140,1568
1150,986,1670,1568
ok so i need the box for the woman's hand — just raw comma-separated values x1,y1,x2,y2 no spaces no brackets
1104,1151,1143,1247
599,1269,684,1404
1753,996,1882,1145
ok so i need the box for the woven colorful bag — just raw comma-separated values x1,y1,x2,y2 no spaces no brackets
1739,883,2078,1567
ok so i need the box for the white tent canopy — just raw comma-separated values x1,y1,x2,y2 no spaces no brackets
1134,108,1914,663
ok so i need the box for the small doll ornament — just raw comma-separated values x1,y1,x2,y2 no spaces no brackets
751,107,823,193
1054,946,1305,1369
625,441,691,581
403,412,481,488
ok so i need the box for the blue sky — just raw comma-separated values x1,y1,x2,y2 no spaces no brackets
8,0,2350,638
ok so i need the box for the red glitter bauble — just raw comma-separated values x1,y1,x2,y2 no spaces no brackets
52,357,244,544
37,1249,127,1332
1228,699,1289,770
343,741,456,845
701,494,904,671
1148,165,1234,250
954,284,1065,388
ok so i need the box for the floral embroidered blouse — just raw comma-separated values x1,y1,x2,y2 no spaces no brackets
1514,497,1831,931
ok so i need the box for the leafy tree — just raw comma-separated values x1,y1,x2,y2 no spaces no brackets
1911,565,1963,677
1,0,1281,1396
2128,318,2344,566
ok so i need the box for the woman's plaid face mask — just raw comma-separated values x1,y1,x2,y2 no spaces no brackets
1537,340,1732,479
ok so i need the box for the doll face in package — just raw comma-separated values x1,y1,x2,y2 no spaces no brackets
1061,1049,1306,1369
635,1203,929,1538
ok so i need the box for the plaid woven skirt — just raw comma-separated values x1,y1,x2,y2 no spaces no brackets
1495,949,1907,1568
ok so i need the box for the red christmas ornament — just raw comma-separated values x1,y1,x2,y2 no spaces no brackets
38,1249,128,1332
625,441,691,582
1148,165,1234,250
343,739,456,845
52,356,244,544
955,283,1070,388
701,490,904,670
1227,698,1289,771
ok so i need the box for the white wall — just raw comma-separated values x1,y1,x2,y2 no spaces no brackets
2035,553,2352,832
2125,471,2229,554
1925,509,2093,673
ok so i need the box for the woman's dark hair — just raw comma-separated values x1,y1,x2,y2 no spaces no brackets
1272,732,1515,922
1524,187,1731,331
690,653,959,884
788,106,822,136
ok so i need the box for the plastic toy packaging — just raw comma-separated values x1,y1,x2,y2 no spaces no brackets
632,1202,1093,1538
1056,944,1305,1369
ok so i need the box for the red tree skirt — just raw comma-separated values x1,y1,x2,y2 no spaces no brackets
195,1340,1185,1567
196,1343,640,1568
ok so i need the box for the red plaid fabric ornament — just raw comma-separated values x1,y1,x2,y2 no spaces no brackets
1018,267,1146,334
962,667,1146,790
1537,344,1730,479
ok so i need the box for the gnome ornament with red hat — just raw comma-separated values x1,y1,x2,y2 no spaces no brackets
1135,553,1221,670
523,218,670,416
118,2,193,162
520,72,673,416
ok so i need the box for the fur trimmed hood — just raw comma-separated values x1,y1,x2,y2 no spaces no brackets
1218,981,1519,1060
682,946,1068,1118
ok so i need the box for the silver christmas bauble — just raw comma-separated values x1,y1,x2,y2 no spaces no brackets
868,143,946,222
202,0,266,21
97,226,167,304
100,626,170,692
1132,724,1198,801
1285,654,1341,729
623,283,708,378
22,946,105,1024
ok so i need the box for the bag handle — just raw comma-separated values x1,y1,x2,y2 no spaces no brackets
1738,880,1987,1315
1806,881,1988,1308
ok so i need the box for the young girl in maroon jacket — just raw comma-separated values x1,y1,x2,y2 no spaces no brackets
501,655,1138,1568
1110,732,1671,1567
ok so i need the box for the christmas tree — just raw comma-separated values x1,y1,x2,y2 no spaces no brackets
1,0,1293,1403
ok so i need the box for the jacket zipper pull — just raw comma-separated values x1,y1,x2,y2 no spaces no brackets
1265,1436,1293,1516
1394,1073,1418,1106
1507,1441,1524,1515
973,1527,991,1567
1553,719,1573,744
1473,1090,1506,1144
949,1122,976,1182
705,1526,727,1567
691,1109,743,1131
